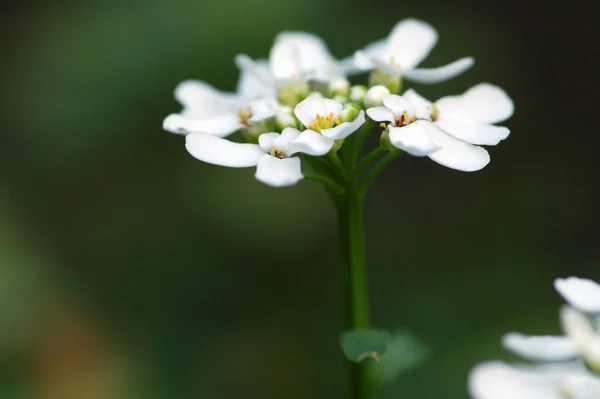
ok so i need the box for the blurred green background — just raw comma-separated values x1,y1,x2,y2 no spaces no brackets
2,0,599,398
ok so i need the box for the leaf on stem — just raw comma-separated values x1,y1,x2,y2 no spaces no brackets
340,329,391,363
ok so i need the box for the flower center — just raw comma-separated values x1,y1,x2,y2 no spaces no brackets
394,111,416,127
309,112,342,133
269,147,286,159
237,107,253,127
388,56,402,70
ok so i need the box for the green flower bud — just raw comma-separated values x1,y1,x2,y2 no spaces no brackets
349,85,368,104
275,113,298,131
369,69,402,94
338,103,361,123
327,78,350,99
278,81,310,107
330,139,344,153
379,129,399,153
364,85,391,108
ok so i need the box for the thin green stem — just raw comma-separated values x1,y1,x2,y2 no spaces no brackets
354,147,386,175
338,183,370,399
349,120,375,164
303,173,345,195
359,151,402,196
329,151,349,182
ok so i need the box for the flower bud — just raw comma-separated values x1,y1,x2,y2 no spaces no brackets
327,78,350,98
338,103,361,123
369,69,402,94
277,81,310,107
275,113,298,131
349,85,367,104
379,129,399,153
364,85,391,108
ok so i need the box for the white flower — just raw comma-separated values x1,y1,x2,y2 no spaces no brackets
404,83,514,146
555,277,600,314
469,361,600,399
236,31,338,90
561,306,600,371
367,94,490,171
363,85,391,108
501,332,577,362
163,79,278,137
343,19,474,83
293,96,365,154
185,127,333,187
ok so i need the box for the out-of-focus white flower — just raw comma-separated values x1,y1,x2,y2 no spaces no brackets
342,19,474,84
555,277,600,314
501,332,577,362
469,361,600,399
363,85,391,108
292,96,365,154
163,79,278,137
185,127,334,187
561,306,600,371
367,94,490,171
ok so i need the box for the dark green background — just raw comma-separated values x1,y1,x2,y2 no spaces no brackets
2,0,599,398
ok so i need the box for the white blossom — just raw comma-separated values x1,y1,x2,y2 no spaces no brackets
342,18,474,83
367,94,490,171
555,277,600,314
363,85,391,108
185,127,333,187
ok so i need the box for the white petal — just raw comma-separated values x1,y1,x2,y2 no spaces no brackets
425,123,490,172
382,19,438,71
294,96,343,128
501,332,577,362
352,39,387,71
247,98,277,122
288,130,334,156
361,54,403,76
366,106,395,123
274,127,301,152
258,133,280,153
560,373,600,398
388,121,440,156
468,361,563,399
560,306,600,366
163,113,242,137
174,80,239,113
555,277,600,313
403,57,474,84
235,58,276,99
254,155,303,187
269,32,335,82
435,112,510,145
436,83,514,124
402,89,434,120
383,95,416,116
321,110,366,140
185,133,264,167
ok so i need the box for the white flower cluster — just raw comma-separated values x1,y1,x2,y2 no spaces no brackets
164,19,514,187
469,277,600,399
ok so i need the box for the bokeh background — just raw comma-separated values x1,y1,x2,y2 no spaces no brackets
2,0,599,398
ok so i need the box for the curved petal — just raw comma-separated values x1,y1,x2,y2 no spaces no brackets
294,96,343,128
560,306,600,366
163,113,242,137
402,89,434,120
436,83,514,124
560,373,600,398
403,57,474,84
382,19,438,71
388,121,440,156
501,333,577,362
288,130,334,156
269,32,335,82
258,133,280,153
185,133,264,167
435,112,510,145
468,361,564,399
321,110,366,140
235,58,276,99
274,127,302,152
425,122,491,172
555,277,600,313
174,80,239,113
366,106,395,123
254,155,303,187
383,95,416,116
247,98,278,122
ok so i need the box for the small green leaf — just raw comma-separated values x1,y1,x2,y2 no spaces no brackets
340,329,391,363
367,330,431,385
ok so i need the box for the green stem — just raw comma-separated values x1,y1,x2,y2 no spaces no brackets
303,173,345,195
349,120,375,164
354,147,385,175
359,151,402,196
338,184,370,399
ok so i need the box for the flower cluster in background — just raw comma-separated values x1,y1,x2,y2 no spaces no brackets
163,18,514,187
469,277,600,398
